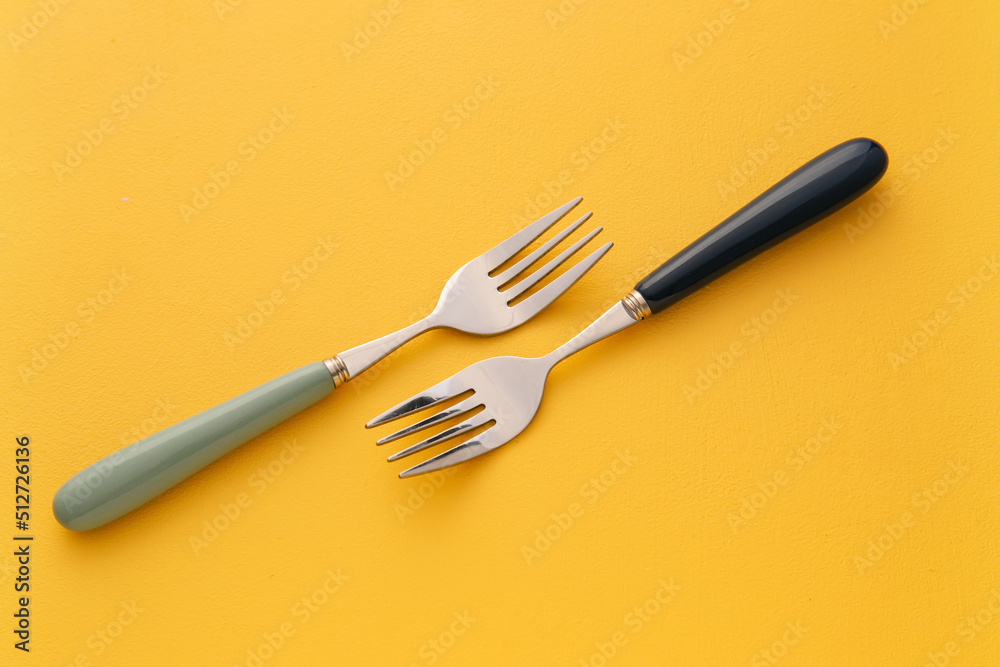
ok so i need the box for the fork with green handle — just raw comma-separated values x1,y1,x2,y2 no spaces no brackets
53,199,611,530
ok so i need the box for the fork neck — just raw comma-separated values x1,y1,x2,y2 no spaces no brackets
335,313,440,381
540,296,646,369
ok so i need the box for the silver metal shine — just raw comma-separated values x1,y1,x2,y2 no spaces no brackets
330,198,612,382
367,295,644,478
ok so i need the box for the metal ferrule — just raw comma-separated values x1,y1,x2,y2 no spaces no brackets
621,289,652,320
323,355,350,388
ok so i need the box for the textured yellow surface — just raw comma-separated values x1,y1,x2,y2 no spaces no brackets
2,0,999,664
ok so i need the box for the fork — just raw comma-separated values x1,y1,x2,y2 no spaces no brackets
53,199,611,530
368,138,888,477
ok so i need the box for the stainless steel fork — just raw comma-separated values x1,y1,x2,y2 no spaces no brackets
369,139,888,477
54,198,611,530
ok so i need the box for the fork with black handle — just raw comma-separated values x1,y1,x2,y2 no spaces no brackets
368,138,888,477
54,199,611,530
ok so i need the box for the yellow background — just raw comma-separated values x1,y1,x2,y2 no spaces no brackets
2,0,999,664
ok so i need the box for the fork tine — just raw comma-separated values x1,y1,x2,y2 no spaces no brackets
365,376,467,429
515,241,613,319
397,431,499,478
504,226,603,301
386,413,492,461
494,212,591,286
375,397,479,445
482,197,582,271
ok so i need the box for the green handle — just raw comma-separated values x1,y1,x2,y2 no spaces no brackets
53,362,335,531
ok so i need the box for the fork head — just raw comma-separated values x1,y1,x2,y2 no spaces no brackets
366,355,550,477
427,198,611,335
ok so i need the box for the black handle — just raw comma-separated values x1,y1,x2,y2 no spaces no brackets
634,138,888,314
